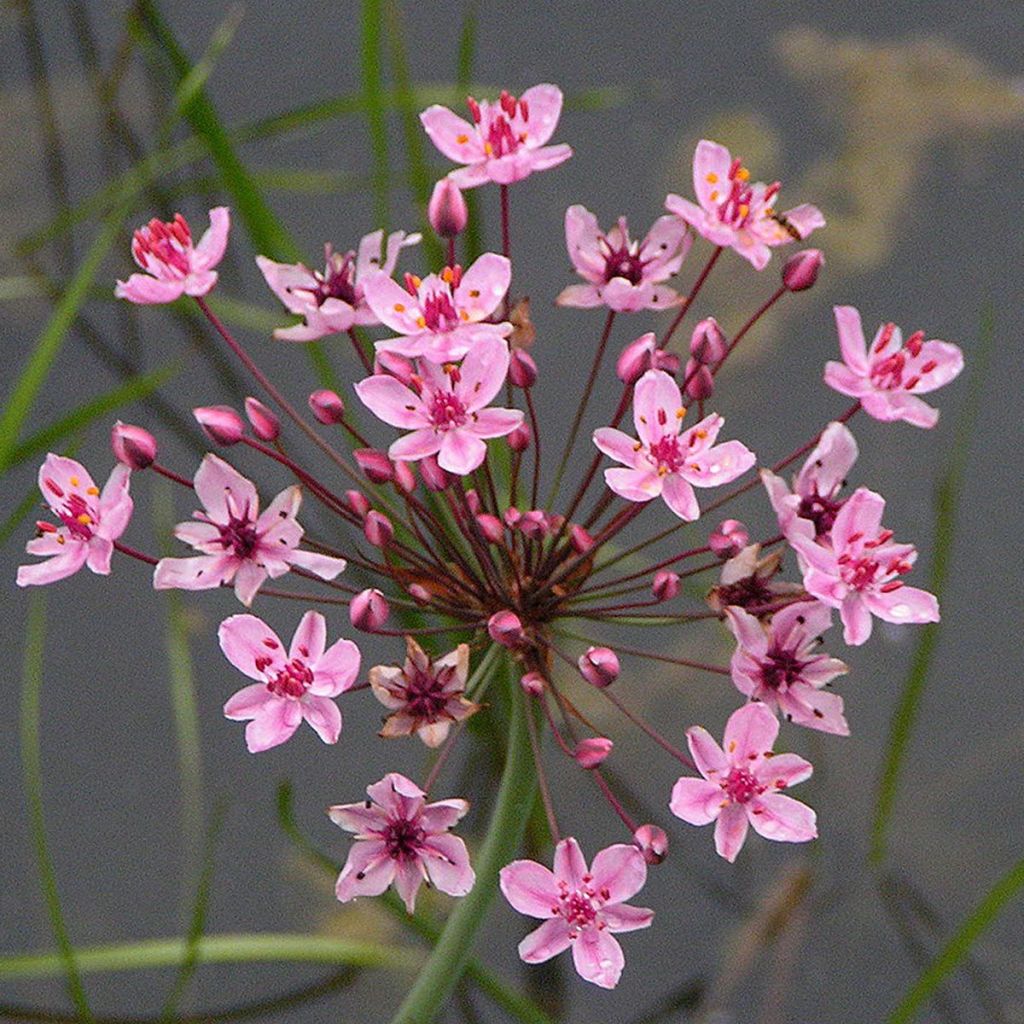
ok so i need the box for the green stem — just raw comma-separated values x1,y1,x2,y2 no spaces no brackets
389,661,537,1024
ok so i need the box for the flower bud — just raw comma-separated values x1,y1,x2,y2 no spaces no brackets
419,455,451,491
392,459,416,494
464,489,481,515
652,570,680,602
407,583,431,605
345,489,371,519
616,332,656,384
354,448,394,484
516,509,548,541
508,349,538,388
633,824,669,865
194,405,244,445
243,396,280,442
652,350,681,377
570,524,594,554
308,388,345,425
503,506,522,529
476,513,504,544
363,510,394,547
350,588,389,632
111,421,157,469
689,317,726,364
684,362,714,402
574,737,613,769
578,646,620,688
709,518,749,558
488,610,524,648
782,248,824,292
507,421,531,452
520,671,545,696
428,177,468,239
374,350,416,386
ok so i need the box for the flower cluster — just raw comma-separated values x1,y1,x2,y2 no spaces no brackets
17,83,963,991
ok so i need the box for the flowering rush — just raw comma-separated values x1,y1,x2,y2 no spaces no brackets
19,80,964,1000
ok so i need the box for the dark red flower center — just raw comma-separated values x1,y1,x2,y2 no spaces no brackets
384,818,426,860
268,658,314,698
421,289,461,333
132,214,192,276
723,767,762,804
218,515,260,559
760,647,806,692
428,389,468,430
648,435,685,474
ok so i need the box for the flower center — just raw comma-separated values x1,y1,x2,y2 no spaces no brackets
132,214,192,277
384,819,425,860
218,516,260,559
600,237,647,285
761,647,805,691
648,435,685,474
723,767,762,804
403,666,451,720
428,389,468,430
797,491,844,538
55,492,96,541
268,658,314,698
315,249,358,306
420,288,461,332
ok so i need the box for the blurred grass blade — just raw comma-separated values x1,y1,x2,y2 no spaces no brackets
870,309,995,865
167,5,244,123
0,202,132,473
0,276,48,301
455,6,484,263
361,0,390,229
20,593,94,1020
888,856,1024,1024
0,933,420,979
6,363,179,470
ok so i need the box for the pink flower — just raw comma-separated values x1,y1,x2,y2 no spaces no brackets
219,611,360,752
369,637,481,746
556,206,691,312
670,703,817,862
17,455,133,587
593,369,755,520
329,773,474,913
761,421,858,546
499,837,653,989
665,141,824,269
115,207,229,303
824,306,964,428
153,454,346,606
791,487,939,645
420,85,572,188
364,256,512,363
725,602,849,735
355,336,523,475
256,229,420,342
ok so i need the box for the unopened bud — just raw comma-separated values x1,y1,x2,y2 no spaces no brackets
350,588,389,632
520,671,545,696
652,570,680,602
428,177,468,239
194,405,244,445
689,317,726,364
616,332,656,384
420,455,451,491
407,583,431,606
782,248,824,292
345,490,371,519
570,524,594,554
464,489,481,515
476,513,504,544
633,824,669,865
243,397,279,442
111,421,157,469
488,610,524,648
374,350,416,386
507,421,531,452
578,646,620,687
354,448,394,484
708,518,749,558
392,460,416,494
363,510,394,547
308,389,345,425
508,349,538,388
574,737,613,769
652,349,681,376
684,362,714,401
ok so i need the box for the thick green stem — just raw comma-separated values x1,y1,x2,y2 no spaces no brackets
389,662,537,1024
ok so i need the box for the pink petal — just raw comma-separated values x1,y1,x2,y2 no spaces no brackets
754,752,813,790
908,340,964,393
84,536,114,575
601,277,648,313
669,777,724,826
36,455,96,513
794,421,858,499
97,464,133,536
471,407,523,439
389,428,443,463
192,207,230,271
218,614,285,679
823,360,869,399
193,454,258,525
244,698,302,752
288,610,326,663
327,801,387,835
600,902,654,934
419,105,485,164
361,273,425,335
642,215,691,276
686,725,728,778
16,547,88,587
310,638,361,696
572,927,625,989
834,306,869,374
154,553,235,591
366,773,425,819
723,702,779,763
393,860,425,913
273,319,333,343
114,274,186,304
518,918,574,964
447,163,491,189
301,695,342,744
605,466,661,502
725,605,768,657
589,845,647,904
840,594,874,645
335,842,396,902
183,270,218,298
421,833,475,897
525,142,572,173
233,561,268,607
256,485,302,539
661,474,700,521
223,683,274,720
714,804,750,862
519,84,563,147
438,429,487,475
632,370,683,447
564,205,603,278
593,427,642,468
355,375,427,429
748,793,817,843
692,139,733,210
553,837,589,889
418,798,470,833
864,585,939,625
454,253,511,323
500,859,561,917
456,334,511,410
862,391,939,428
682,439,756,488
780,203,825,240
556,283,603,308
778,686,850,736
255,255,317,314
285,547,347,580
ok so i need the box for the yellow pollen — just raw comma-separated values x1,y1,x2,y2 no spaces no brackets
719,799,729,808
689,463,701,473
410,275,422,288
675,408,686,419
705,172,718,184
469,289,480,298
483,142,493,156
696,429,707,439
86,486,99,496
416,316,427,328
709,190,719,202
57,536,65,545
76,513,92,525
738,203,749,218
728,740,737,752
519,131,528,142
765,206,774,216
70,476,80,487
459,310,469,321
633,442,643,452
658,466,668,476
393,302,406,312
456,133,469,144
736,167,750,181
441,267,454,283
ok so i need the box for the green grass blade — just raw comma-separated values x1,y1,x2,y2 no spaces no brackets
361,0,390,230
888,856,1024,1023
0,934,420,980
20,593,94,1020
455,6,484,262
166,7,244,124
5,363,179,471
870,309,995,865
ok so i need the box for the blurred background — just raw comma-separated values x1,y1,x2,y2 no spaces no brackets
1,2,1023,1022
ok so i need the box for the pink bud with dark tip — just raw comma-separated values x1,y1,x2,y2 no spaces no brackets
407,583,431,606
782,249,824,292
578,646,619,687
709,518,749,558
244,397,280,442
652,570,680,601
488,610,524,648
570,524,594,554
111,421,157,469
393,460,416,494
464,489,481,515
509,349,538,388
428,177,469,239
616,332,657,384
633,824,669,864
350,588,389,632
684,362,714,401
520,671,545,696
476,513,504,544
690,317,726,364
508,421,531,452
364,510,394,548
574,737,613,769
345,490,371,518
194,405,244,445
308,389,345,425
354,448,394,484
419,455,451,491
374,350,416,386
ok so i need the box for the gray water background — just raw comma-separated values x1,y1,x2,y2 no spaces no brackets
1,2,1023,1021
